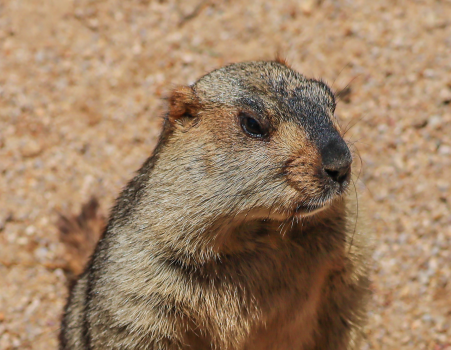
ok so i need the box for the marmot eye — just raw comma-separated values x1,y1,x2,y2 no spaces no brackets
240,113,266,138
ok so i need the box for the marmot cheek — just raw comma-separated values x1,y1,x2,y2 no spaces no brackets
283,161,343,206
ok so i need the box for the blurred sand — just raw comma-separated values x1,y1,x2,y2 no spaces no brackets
0,0,450,349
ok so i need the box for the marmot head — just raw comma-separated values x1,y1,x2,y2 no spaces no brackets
161,61,352,222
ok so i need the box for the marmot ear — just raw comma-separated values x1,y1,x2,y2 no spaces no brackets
167,86,200,125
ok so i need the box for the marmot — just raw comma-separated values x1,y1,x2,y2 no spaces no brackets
60,60,370,350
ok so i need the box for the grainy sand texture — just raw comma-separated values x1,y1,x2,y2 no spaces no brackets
1,0,450,349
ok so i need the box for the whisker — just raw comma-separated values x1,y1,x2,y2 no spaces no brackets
267,183,288,220
331,63,352,92
348,143,364,183
342,114,366,137
347,177,359,255
335,74,360,107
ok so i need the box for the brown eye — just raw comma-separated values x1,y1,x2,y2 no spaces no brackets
240,113,267,138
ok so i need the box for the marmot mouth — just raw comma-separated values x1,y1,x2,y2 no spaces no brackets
291,185,349,217
293,202,328,215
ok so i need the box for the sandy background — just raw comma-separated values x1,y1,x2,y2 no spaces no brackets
1,0,450,349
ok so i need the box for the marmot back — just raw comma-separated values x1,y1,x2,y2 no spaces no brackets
60,60,370,350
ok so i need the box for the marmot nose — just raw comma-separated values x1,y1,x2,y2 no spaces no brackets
321,137,352,184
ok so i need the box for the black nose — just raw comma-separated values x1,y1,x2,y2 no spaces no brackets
321,136,352,184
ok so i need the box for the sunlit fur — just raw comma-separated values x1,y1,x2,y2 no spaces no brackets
60,61,371,350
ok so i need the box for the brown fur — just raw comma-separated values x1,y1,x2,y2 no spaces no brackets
57,197,105,281
274,54,291,68
60,61,371,350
